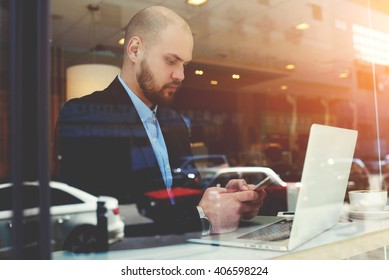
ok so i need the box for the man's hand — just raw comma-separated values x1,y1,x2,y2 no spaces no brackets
224,178,250,192
224,179,267,219
198,179,266,234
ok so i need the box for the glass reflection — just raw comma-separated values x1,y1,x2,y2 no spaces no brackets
1,0,389,259
49,0,389,257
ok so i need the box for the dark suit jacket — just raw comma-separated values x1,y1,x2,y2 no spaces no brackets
57,77,202,234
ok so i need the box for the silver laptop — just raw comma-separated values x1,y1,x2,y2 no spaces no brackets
188,124,358,251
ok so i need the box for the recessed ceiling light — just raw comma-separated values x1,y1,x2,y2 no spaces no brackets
339,71,349,79
295,23,310,30
195,70,204,75
232,74,240,79
210,80,218,85
186,0,208,6
285,64,296,70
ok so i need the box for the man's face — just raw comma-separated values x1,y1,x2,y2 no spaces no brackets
137,56,181,107
136,24,193,107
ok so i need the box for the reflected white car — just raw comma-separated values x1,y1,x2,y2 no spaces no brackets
0,181,124,258
172,154,230,188
203,167,289,216
203,166,286,188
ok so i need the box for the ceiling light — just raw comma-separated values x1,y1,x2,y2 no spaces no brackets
285,64,296,70
232,74,240,79
338,71,349,79
210,80,218,85
66,4,120,100
117,37,125,45
195,70,204,75
186,0,208,6
295,23,310,30
67,64,120,100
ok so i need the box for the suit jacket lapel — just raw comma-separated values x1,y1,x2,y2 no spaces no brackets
108,78,161,175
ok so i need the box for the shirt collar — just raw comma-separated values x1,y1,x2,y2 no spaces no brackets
117,74,158,122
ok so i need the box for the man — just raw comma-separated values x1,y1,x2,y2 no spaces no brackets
57,6,266,235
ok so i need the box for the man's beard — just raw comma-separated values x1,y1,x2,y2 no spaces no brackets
137,58,182,107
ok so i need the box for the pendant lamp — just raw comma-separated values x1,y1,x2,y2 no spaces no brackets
66,64,120,100
65,4,120,100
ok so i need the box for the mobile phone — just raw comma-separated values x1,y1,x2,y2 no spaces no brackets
254,176,273,190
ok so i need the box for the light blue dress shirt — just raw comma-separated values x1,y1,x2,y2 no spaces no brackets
117,75,173,192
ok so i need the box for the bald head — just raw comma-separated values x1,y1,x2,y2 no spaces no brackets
121,6,193,107
124,6,192,52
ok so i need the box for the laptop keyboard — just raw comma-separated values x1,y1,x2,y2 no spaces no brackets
237,220,293,242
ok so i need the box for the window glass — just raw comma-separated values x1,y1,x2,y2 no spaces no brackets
46,0,389,259
0,186,11,211
50,188,83,206
2,0,389,260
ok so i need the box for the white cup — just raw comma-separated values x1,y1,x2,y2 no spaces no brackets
348,190,388,211
286,182,301,212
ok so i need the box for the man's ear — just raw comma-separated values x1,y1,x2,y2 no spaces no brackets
126,36,142,62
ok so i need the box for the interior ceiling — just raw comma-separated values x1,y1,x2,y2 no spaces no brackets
50,0,389,96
